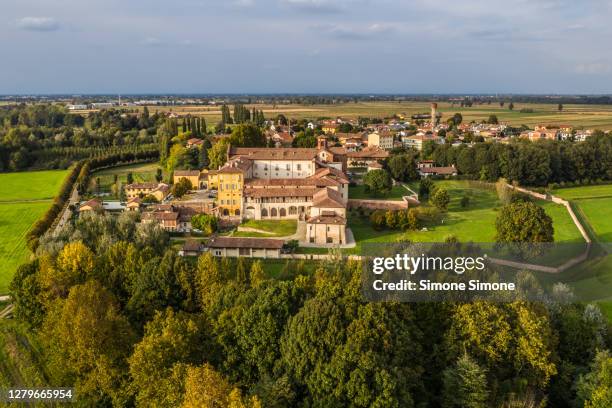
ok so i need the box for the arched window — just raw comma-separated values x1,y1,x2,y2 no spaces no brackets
271,208,278,217
234,209,240,216
223,209,229,216
261,208,268,217
279,208,286,217
289,206,297,215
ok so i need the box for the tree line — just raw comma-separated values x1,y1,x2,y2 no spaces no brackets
417,133,612,186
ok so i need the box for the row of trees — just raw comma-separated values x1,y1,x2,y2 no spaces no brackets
420,133,612,186
182,116,207,137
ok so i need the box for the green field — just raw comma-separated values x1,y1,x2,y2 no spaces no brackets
347,180,583,254
132,101,612,130
536,184,612,319
554,184,612,201
234,219,297,237
554,184,612,242
0,170,68,294
349,184,407,201
0,170,68,202
0,321,52,390
88,162,164,198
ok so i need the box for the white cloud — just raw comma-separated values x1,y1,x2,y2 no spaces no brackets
142,37,163,46
575,62,612,75
313,22,396,39
17,17,60,32
233,0,255,7
281,0,343,13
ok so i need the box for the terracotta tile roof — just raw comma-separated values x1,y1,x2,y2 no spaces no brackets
307,214,346,225
142,211,179,221
127,197,142,206
174,170,201,177
151,204,175,212
346,147,389,159
310,167,349,183
205,237,284,249
217,158,253,173
187,138,203,145
182,240,203,252
229,147,319,161
244,187,319,198
245,178,338,187
312,187,344,208
80,198,103,210
420,166,457,175
153,184,170,193
126,182,159,190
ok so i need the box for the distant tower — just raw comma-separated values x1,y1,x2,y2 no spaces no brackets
317,135,328,150
431,103,438,127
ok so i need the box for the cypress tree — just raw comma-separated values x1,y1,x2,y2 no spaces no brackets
201,117,207,135
442,354,489,408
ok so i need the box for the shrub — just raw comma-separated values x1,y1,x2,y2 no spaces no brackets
191,214,218,236
369,210,387,230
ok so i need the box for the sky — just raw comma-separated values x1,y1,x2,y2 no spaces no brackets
2,0,612,94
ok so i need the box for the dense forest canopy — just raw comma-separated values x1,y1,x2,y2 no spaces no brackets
7,212,612,407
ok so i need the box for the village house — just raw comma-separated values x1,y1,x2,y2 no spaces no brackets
186,138,204,149
402,133,444,151
204,237,284,258
521,128,559,141
126,197,142,212
173,170,202,189
322,122,338,134
141,204,195,232
265,131,293,147
125,182,170,201
79,198,104,214
179,240,205,257
367,130,394,150
417,160,458,177
575,129,593,142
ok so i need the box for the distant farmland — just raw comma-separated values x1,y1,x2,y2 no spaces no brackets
89,101,612,130
0,170,68,294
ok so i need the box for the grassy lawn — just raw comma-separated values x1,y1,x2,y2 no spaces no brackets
234,219,297,237
0,170,68,202
577,199,612,242
553,184,612,200
88,162,164,198
347,180,582,254
0,170,70,294
548,184,612,321
349,184,407,201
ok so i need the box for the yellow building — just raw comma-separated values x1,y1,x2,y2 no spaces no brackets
322,123,338,134
125,182,170,202
203,170,219,190
217,167,244,217
173,170,201,189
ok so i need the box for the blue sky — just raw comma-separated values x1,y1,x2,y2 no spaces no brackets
2,0,612,94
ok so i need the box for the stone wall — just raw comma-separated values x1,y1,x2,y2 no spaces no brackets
347,198,408,211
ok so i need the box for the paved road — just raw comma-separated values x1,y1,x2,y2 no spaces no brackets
54,186,80,233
